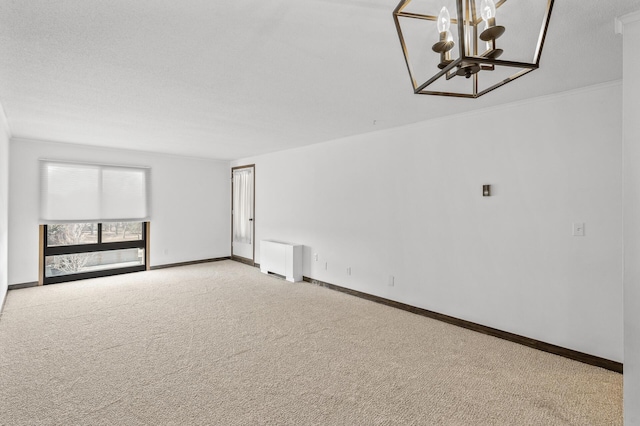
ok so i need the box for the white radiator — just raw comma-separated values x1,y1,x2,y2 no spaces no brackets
260,240,303,282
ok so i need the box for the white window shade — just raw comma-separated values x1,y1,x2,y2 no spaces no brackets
40,160,151,223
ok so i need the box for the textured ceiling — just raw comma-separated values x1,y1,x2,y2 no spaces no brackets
0,0,638,160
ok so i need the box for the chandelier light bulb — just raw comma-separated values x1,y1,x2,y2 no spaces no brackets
480,0,496,21
437,7,451,33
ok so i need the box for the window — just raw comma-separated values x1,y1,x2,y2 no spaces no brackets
43,222,147,284
38,159,152,284
39,160,151,284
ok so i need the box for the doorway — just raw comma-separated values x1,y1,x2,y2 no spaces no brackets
231,165,255,265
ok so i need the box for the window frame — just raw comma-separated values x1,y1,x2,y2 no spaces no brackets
42,222,148,285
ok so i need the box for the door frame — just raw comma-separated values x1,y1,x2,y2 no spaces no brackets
231,164,256,266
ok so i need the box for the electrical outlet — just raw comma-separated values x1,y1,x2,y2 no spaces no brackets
314,253,318,261
388,275,395,287
347,267,351,276
573,223,585,237
324,262,328,270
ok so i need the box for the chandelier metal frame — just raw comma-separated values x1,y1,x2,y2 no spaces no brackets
393,0,555,98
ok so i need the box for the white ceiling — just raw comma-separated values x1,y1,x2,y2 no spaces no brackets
0,0,638,161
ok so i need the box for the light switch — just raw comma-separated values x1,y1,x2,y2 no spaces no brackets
573,223,585,237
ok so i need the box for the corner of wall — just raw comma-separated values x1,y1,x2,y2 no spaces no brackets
0,100,12,140
621,8,640,425
0,100,11,313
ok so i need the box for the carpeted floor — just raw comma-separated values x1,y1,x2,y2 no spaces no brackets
0,260,622,425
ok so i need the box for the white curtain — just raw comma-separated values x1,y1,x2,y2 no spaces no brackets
233,168,253,244
39,160,150,223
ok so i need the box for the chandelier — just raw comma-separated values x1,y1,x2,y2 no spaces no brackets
393,0,555,98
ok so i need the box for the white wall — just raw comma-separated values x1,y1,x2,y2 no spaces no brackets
233,82,623,362
622,10,640,426
0,104,10,311
9,138,230,285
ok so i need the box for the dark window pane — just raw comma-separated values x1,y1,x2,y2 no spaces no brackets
46,223,98,247
101,222,143,243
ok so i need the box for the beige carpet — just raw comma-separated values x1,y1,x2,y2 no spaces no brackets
0,260,622,425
